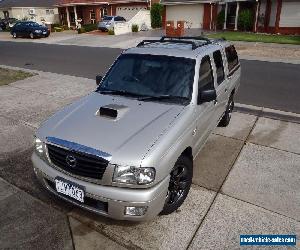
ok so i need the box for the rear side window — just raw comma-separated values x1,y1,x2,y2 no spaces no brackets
198,56,214,91
213,50,225,85
225,45,239,73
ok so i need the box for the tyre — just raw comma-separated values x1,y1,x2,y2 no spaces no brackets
218,93,234,127
160,155,193,215
30,32,34,39
12,32,17,38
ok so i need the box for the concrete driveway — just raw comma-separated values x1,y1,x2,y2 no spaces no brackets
0,66,299,249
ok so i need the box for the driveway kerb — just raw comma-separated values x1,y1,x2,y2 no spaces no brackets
239,55,300,65
235,102,300,124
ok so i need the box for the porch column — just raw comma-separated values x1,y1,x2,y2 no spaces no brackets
210,3,213,30
254,0,259,32
223,2,228,30
234,1,240,31
74,5,78,28
66,7,70,28
275,0,282,33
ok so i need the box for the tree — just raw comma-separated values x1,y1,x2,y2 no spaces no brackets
238,9,254,31
150,3,163,28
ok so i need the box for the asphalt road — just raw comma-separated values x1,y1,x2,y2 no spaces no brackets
0,41,299,113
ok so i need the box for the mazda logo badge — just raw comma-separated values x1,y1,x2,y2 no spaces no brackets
66,155,77,168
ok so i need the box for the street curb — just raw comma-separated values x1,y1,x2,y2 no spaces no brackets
235,103,300,124
239,55,300,65
232,40,300,49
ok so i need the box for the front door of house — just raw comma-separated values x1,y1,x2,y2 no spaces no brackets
70,12,75,24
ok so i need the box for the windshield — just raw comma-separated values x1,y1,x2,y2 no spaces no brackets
27,22,40,27
103,16,113,21
97,54,195,104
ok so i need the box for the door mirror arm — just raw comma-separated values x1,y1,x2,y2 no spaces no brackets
197,89,217,105
96,75,102,85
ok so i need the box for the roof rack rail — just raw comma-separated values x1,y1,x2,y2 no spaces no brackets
137,36,211,50
160,36,211,43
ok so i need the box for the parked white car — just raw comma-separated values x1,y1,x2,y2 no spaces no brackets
32,36,241,221
98,15,126,31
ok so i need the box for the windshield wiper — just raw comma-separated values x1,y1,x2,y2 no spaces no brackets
138,95,190,104
99,89,144,98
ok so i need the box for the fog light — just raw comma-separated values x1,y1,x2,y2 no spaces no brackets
125,206,148,216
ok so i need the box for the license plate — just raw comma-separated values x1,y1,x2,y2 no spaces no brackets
43,31,46,34
55,177,85,203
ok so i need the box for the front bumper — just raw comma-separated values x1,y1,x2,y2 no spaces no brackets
32,152,169,221
98,23,112,31
34,31,49,37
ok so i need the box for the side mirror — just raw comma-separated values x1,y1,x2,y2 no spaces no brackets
96,75,102,85
198,89,217,104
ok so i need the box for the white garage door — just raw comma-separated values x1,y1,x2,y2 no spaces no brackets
166,4,204,29
116,6,147,21
280,0,300,27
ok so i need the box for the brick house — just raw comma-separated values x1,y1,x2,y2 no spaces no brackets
56,0,157,28
161,0,300,35
0,0,59,24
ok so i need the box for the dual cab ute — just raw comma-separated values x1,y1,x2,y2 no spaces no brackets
32,36,241,221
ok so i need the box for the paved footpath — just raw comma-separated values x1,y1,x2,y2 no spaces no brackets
0,66,299,249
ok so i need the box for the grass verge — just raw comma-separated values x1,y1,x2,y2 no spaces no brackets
207,31,300,45
0,67,36,86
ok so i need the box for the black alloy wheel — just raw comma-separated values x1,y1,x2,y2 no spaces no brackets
160,156,193,215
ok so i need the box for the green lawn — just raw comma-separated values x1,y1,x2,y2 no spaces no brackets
207,31,300,45
0,67,36,86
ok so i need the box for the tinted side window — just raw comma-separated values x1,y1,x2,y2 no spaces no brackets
213,50,225,85
225,45,239,73
198,56,214,91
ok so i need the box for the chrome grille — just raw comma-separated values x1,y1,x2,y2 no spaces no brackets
47,144,108,179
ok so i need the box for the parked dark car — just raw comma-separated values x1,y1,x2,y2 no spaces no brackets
10,21,50,39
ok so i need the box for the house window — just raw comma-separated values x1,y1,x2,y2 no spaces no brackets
46,9,55,15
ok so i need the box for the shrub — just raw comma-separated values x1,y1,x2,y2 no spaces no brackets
217,10,225,29
108,29,115,35
150,3,163,28
132,24,139,32
77,27,86,34
238,9,254,31
54,27,63,32
82,23,98,32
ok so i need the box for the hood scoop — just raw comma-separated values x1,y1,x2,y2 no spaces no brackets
96,104,129,120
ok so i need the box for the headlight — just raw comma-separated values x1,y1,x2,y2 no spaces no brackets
34,137,45,157
113,165,155,185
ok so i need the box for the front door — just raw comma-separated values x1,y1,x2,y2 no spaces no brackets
193,55,217,156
